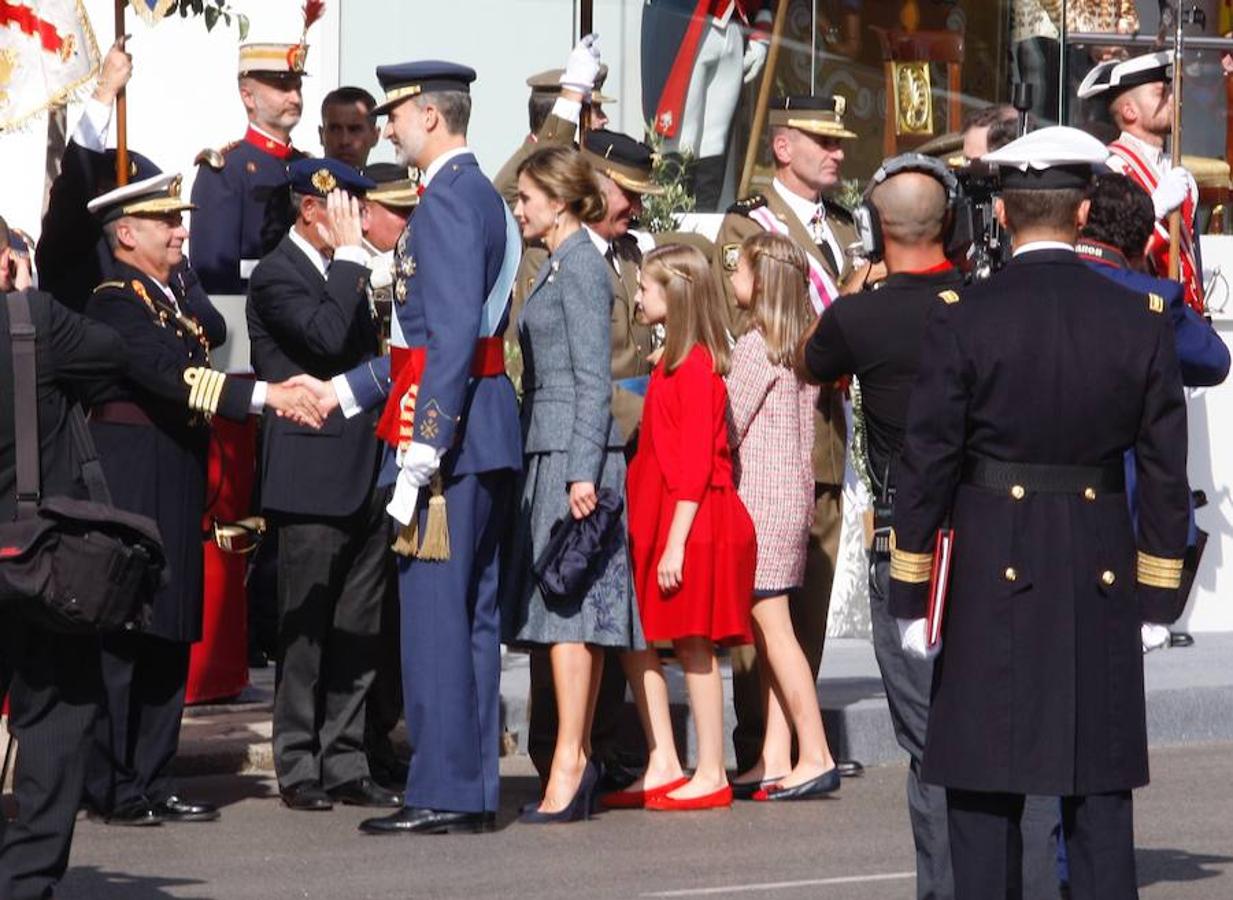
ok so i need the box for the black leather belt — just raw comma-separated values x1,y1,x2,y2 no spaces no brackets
961,455,1125,495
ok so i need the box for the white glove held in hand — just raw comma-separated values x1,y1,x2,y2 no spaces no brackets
742,38,769,84
1141,622,1170,653
1151,165,1194,219
560,33,602,95
897,617,941,662
386,442,442,525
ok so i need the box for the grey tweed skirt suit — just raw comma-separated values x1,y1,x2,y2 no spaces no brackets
502,228,644,649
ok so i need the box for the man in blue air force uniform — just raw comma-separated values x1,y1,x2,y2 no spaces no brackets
310,61,522,835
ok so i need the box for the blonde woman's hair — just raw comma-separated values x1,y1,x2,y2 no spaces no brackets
641,243,730,375
517,145,607,224
741,232,814,368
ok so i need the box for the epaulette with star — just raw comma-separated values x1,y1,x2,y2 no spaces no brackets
727,194,768,217
193,141,239,171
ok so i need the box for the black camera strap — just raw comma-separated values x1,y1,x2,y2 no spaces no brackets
6,291,113,519
7,290,40,520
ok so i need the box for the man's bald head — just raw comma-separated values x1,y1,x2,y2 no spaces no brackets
869,171,948,247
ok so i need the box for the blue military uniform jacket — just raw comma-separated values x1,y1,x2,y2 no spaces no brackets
345,151,521,478
1077,241,1230,387
189,128,306,295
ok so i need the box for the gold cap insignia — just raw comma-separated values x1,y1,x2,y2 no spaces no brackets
833,95,846,117
311,169,337,194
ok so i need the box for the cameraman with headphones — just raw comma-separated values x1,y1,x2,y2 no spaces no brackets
795,154,961,899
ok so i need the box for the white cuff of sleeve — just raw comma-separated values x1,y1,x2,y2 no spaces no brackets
332,245,369,267
72,96,113,152
386,470,421,526
332,373,362,419
249,380,268,415
550,97,583,126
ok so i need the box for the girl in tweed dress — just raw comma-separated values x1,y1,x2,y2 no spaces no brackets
725,233,839,802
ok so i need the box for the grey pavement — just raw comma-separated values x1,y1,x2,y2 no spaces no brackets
51,742,1233,900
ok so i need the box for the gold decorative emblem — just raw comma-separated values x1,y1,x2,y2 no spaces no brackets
938,290,960,305
167,175,183,199
722,243,741,272
833,95,846,117
892,62,932,136
246,161,258,174
399,254,416,277
395,279,407,303
1148,293,1165,314
131,280,156,315
311,169,337,194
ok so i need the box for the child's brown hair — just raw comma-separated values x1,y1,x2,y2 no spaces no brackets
642,243,730,375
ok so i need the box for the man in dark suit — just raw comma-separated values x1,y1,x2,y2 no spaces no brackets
81,173,322,827
247,158,401,812
0,216,126,900
888,127,1192,899
302,61,523,835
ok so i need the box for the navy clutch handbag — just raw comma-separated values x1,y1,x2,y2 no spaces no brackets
532,487,625,605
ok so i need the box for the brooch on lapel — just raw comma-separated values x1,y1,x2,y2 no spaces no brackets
547,260,560,284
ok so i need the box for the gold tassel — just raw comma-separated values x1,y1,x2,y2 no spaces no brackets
416,473,451,561
390,521,419,557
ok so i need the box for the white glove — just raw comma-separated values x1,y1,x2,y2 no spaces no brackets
1151,166,1195,219
560,33,601,96
742,37,769,84
897,617,942,662
1141,622,1170,653
386,442,441,525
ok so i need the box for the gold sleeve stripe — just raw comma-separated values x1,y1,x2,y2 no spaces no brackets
183,367,227,416
890,545,934,584
1137,551,1183,590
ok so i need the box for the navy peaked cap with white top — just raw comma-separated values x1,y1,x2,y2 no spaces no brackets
982,126,1111,190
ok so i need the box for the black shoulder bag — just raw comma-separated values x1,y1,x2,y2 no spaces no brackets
0,290,164,632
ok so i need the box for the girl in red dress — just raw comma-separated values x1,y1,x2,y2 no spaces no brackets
623,244,756,811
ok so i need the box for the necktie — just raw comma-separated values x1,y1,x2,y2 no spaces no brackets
604,244,619,273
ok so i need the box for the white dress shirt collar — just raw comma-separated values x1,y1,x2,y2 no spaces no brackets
1013,240,1075,257
288,227,329,277
772,177,823,229
421,146,472,187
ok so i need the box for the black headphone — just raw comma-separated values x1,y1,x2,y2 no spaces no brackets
853,152,961,263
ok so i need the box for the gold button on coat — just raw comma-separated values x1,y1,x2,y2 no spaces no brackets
1084,487,1097,501
1010,485,1026,500
1101,570,1116,586
1004,567,1018,582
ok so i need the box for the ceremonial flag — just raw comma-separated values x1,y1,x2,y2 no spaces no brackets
0,0,99,131
129,0,174,27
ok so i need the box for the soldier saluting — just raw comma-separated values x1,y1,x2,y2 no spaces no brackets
888,127,1191,899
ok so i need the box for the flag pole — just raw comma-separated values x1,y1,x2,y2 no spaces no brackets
114,0,128,186
1167,0,1183,281
738,0,789,198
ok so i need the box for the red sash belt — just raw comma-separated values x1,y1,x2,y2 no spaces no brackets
374,337,506,449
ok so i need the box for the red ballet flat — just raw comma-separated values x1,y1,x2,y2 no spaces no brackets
644,784,733,811
600,777,690,810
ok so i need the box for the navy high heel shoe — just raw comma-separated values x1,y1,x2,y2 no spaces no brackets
519,760,599,824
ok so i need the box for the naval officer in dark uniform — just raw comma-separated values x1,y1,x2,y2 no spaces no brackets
306,61,523,835
81,173,323,827
888,127,1192,899
190,40,312,295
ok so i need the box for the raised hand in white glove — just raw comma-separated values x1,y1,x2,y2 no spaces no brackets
742,37,769,84
1151,165,1195,219
897,617,941,662
1141,622,1170,653
560,32,602,96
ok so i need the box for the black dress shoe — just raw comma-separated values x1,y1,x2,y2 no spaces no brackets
152,795,220,822
1169,631,1195,648
757,767,841,801
837,759,864,778
359,806,495,835
105,798,163,827
329,777,403,808
280,782,333,811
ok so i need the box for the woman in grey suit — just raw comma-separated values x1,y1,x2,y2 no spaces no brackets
505,146,644,823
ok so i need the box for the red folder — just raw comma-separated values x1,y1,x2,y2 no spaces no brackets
926,529,955,647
